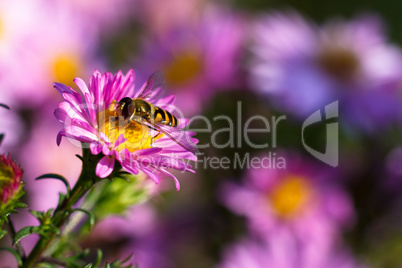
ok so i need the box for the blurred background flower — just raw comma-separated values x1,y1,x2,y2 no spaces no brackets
1,0,402,267
249,12,402,133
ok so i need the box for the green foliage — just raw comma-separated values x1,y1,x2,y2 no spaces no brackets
0,185,26,236
35,174,71,199
0,229,7,240
13,226,45,245
69,208,96,230
14,210,60,245
88,173,151,220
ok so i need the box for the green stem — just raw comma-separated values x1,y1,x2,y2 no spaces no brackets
23,147,102,268
8,218,25,260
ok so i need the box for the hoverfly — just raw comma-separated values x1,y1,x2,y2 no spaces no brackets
114,71,198,154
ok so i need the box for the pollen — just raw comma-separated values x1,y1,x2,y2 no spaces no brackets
98,103,152,153
163,50,203,86
268,175,313,219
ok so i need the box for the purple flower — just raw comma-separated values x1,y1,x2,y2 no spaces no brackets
55,69,198,190
220,152,354,243
217,233,366,268
250,12,402,132
135,6,245,115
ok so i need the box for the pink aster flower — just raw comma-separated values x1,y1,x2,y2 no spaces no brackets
220,152,354,246
54,69,198,190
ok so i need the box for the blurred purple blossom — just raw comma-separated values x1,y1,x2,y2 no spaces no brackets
135,6,246,115
250,12,402,132
85,204,172,268
217,232,367,268
0,0,103,108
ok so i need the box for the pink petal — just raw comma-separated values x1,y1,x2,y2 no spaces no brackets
54,108,67,124
56,130,66,146
121,160,139,174
134,147,162,156
114,134,127,148
74,77,91,98
64,126,98,143
102,144,111,155
96,156,115,178
53,82,76,95
159,168,181,191
90,141,102,155
140,167,160,185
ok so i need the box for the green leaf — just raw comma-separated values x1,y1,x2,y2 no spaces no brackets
14,202,27,209
0,247,23,266
0,103,10,110
120,253,134,264
13,226,42,245
70,208,95,230
0,214,9,223
57,193,66,207
35,174,71,198
75,154,84,162
0,230,7,240
94,249,103,267
30,210,43,220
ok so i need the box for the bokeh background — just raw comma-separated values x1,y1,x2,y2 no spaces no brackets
1,0,402,267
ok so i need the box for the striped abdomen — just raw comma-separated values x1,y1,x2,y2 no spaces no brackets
154,107,178,127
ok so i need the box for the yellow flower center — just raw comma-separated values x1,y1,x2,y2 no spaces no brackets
268,175,313,219
163,50,203,87
52,53,82,86
97,104,153,153
317,47,360,82
0,162,14,188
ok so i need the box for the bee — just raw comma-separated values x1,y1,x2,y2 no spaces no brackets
114,71,197,154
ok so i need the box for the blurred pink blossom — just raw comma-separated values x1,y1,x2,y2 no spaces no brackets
221,152,354,247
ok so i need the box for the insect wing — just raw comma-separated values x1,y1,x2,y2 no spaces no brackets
136,71,166,101
144,119,199,154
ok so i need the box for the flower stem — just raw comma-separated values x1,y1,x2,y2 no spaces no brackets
8,218,25,259
23,147,102,268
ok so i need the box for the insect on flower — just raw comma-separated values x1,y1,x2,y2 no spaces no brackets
112,71,198,154
54,69,198,189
